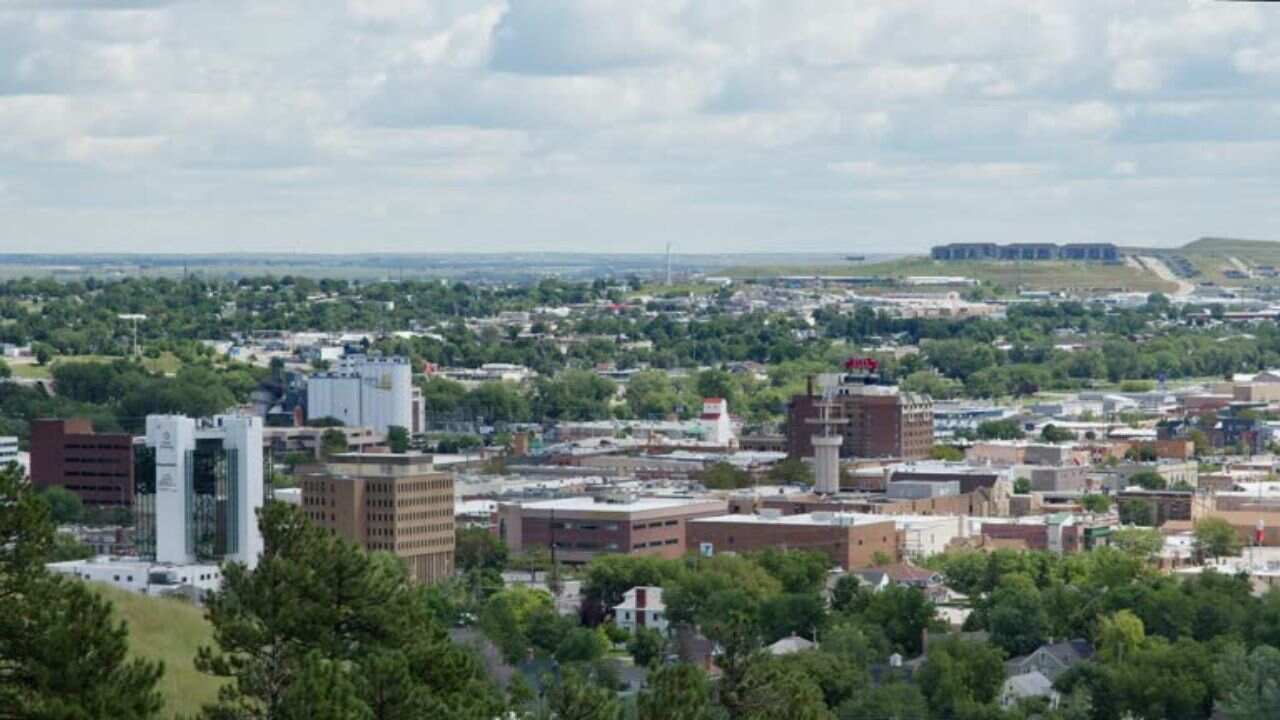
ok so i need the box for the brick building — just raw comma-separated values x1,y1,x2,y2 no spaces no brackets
786,375,933,461
30,419,137,506
300,453,455,583
498,495,728,565
686,511,901,569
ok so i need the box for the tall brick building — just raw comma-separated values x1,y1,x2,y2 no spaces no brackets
787,374,933,461
30,419,137,506
300,453,455,583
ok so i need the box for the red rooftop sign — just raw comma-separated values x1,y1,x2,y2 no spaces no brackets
844,357,879,372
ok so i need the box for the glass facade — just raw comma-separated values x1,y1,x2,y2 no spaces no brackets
133,440,241,562
133,445,157,559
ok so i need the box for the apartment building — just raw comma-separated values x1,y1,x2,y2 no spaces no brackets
300,453,454,583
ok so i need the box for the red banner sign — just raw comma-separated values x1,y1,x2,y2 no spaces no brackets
844,357,879,372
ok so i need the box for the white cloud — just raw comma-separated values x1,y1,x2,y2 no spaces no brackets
0,0,1279,252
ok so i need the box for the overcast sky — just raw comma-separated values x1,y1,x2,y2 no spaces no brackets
2,0,1279,255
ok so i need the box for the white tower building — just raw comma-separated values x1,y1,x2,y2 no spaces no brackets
810,384,847,495
144,414,264,569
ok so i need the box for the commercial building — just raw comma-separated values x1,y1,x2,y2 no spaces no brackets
300,453,455,584
930,242,1119,262
135,415,266,569
497,495,728,564
30,418,137,506
47,557,222,600
787,373,933,461
307,355,415,434
686,511,901,569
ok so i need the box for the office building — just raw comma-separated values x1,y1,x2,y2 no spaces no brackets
787,373,933,461
135,415,266,569
686,511,901,569
30,418,137,506
300,453,455,583
307,355,414,435
498,495,728,564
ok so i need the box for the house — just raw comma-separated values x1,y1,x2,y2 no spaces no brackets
1006,639,1094,681
613,586,669,635
1001,671,1058,709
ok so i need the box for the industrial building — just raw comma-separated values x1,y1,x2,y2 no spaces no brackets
306,355,417,435
299,453,456,584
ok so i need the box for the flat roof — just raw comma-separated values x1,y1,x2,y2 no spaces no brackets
518,496,724,514
690,512,921,528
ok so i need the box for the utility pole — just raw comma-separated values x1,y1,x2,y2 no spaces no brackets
118,314,147,358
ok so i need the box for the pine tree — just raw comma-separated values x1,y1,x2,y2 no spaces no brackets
195,502,504,720
0,466,164,719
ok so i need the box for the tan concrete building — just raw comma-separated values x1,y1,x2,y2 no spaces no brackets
300,453,455,583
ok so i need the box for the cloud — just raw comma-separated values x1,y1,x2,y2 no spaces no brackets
1,0,1280,253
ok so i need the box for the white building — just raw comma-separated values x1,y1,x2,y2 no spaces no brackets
0,436,17,466
47,557,222,599
613,586,669,635
307,355,414,434
143,414,264,569
699,398,735,446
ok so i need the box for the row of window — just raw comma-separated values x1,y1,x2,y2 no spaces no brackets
634,538,680,549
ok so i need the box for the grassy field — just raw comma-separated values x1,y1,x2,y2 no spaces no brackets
96,584,223,718
726,256,1176,294
8,352,183,380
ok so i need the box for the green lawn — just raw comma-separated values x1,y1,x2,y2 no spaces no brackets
7,352,184,381
96,584,223,718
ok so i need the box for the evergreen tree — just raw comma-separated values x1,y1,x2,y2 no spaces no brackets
0,465,164,719
195,502,503,720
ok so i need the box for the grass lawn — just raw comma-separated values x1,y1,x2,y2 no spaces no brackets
95,584,223,718
6,352,184,380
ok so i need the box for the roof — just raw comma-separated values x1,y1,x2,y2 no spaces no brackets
614,586,666,612
517,496,723,514
853,562,941,585
1009,640,1094,668
766,635,815,656
1004,671,1054,698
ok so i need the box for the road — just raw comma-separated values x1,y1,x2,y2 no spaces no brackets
1135,255,1194,297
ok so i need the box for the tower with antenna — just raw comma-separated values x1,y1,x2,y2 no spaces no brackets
665,242,673,286
809,377,846,495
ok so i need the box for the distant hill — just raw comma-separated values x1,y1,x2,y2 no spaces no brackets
96,584,222,718
1178,237,1280,260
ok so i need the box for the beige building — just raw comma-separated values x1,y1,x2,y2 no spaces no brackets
300,453,455,583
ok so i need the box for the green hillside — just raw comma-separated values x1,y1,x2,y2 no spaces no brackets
95,584,223,719
727,256,1175,294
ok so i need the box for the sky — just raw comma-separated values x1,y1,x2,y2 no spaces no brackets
2,0,1280,255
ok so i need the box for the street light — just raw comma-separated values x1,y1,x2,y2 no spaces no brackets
117,314,147,358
